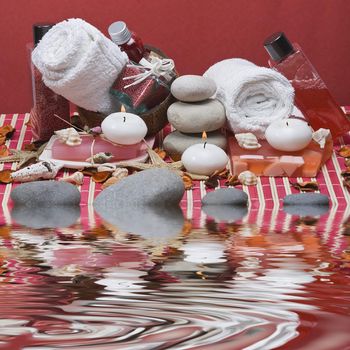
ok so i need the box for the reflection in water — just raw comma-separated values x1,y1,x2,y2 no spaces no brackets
95,205,185,239
0,206,349,349
11,205,81,229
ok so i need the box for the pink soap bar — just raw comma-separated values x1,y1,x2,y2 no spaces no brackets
51,134,149,161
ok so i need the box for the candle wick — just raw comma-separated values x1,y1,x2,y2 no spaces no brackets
123,116,126,123
203,142,207,149
286,121,289,126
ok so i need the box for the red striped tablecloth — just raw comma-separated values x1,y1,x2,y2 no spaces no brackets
0,112,349,254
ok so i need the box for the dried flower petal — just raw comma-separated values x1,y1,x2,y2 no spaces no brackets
92,171,112,183
343,178,350,190
0,169,13,184
0,145,9,158
101,176,120,189
154,148,167,160
345,158,350,168
338,146,350,158
294,216,319,226
205,176,219,189
24,141,46,152
182,173,193,190
211,168,230,179
82,167,98,176
0,125,15,139
290,181,319,192
341,168,350,179
225,175,241,187
181,219,192,235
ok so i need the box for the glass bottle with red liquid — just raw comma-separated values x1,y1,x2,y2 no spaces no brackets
264,32,350,139
108,21,146,63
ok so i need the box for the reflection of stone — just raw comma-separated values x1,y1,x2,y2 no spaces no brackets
203,205,248,222
11,205,80,229
96,205,184,240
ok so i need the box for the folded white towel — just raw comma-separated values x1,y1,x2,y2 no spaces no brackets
204,58,294,139
32,18,128,114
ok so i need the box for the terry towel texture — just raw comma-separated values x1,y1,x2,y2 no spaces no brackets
204,58,294,139
32,18,128,114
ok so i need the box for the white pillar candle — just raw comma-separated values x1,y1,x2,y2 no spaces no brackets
181,142,229,176
265,118,313,152
101,112,148,145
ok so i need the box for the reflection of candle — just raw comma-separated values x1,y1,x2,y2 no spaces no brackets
101,112,147,145
181,132,228,175
265,118,313,152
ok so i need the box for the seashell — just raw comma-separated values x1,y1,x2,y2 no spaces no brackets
112,167,129,179
55,128,82,146
101,176,120,189
59,171,84,185
238,170,257,186
312,128,330,149
86,152,114,164
235,133,261,150
97,164,117,172
11,161,62,182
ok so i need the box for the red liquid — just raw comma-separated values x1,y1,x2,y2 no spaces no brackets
293,85,348,136
119,32,146,63
269,44,350,139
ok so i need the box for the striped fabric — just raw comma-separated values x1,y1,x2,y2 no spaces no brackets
0,113,349,254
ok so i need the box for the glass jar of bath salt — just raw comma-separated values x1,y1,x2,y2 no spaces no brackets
29,23,70,141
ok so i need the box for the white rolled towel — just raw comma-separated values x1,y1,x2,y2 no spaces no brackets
32,18,128,114
204,58,294,139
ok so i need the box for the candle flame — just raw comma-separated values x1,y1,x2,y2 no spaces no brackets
120,104,126,113
202,131,207,141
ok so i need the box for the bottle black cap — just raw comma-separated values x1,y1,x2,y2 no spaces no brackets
33,23,54,46
264,32,295,62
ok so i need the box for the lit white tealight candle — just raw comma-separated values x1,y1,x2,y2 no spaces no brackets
181,135,228,176
265,118,313,152
101,112,148,145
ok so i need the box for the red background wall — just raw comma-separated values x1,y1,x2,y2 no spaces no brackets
1,0,349,113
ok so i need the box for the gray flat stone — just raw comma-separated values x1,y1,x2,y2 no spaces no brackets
11,205,80,229
283,193,330,216
202,188,248,206
94,168,184,209
283,193,329,206
163,130,227,159
203,205,248,222
11,181,81,206
94,168,185,239
167,99,226,133
171,75,216,102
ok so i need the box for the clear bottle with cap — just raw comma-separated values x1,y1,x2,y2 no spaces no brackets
108,21,146,63
30,23,70,141
264,32,350,139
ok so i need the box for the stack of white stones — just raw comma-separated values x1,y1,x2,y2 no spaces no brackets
164,75,227,160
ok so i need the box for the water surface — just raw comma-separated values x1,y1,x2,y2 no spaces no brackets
0,207,349,350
